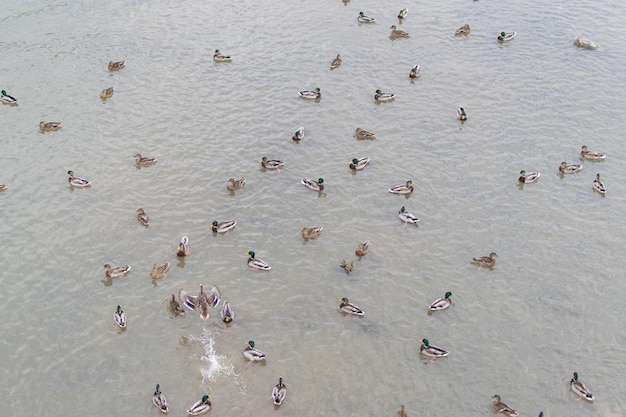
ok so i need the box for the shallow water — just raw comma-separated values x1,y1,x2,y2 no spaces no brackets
2,1,626,416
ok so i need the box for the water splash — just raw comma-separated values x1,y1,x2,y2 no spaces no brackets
198,327,236,384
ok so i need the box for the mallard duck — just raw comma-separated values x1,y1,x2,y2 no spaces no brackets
355,240,370,257
518,170,540,183
390,25,410,38
1,90,17,105
570,371,594,401
100,87,114,99
67,170,91,187
340,260,354,274
354,128,375,140
358,11,375,23
574,36,598,50
592,173,606,194
580,145,605,160
457,107,467,121
213,49,232,62
227,177,246,191
302,177,325,191
244,340,266,361
134,153,157,166
152,384,169,414
136,208,149,227
497,32,516,42
114,305,127,328
260,157,285,169
212,220,237,234
220,300,233,323
292,126,304,142
0,185,7,191
492,395,519,417
339,297,364,316
40,121,61,132
330,54,342,70
151,262,170,279
179,288,197,311
247,251,271,271
559,162,582,174
398,206,419,224
471,252,497,267
197,284,211,320
170,294,186,315
429,292,453,311
301,226,323,240
397,8,408,19
108,60,125,71
409,64,421,79
299,88,321,100
349,157,370,170
397,405,408,417
177,236,191,257
419,338,449,358
104,263,131,278
389,180,414,194
208,286,221,308
455,24,470,36
272,378,287,406
375,89,395,101
186,395,211,416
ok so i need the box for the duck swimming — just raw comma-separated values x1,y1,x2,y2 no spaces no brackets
492,395,519,417
1,90,17,105
497,32,516,42
299,88,321,100
355,240,370,257
186,395,211,415
592,173,606,194
457,107,467,121
330,54,342,70
389,180,414,195
559,162,582,174
580,145,605,160
301,226,323,240
68,170,91,187
390,25,410,38
354,128,375,140
339,297,365,316
455,24,470,36
398,206,419,224
570,371,594,401
40,121,61,132
150,262,170,279
518,170,540,184
374,89,395,102
220,300,234,323
429,292,453,311
108,60,125,71
227,177,246,191
104,263,131,278
114,305,127,328
170,294,186,315
397,8,408,19
349,157,370,170
134,153,157,166
213,49,232,62
302,177,325,191
260,157,285,169
152,384,169,414
100,87,113,99
177,236,191,257
212,220,237,234
471,252,497,267
247,251,271,271
574,36,598,50
272,378,287,406
136,208,150,227
358,11,375,23
409,64,421,79
244,340,266,361
419,338,448,359
292,126,304,141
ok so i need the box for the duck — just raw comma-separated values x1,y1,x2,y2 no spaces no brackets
457,107,467,121
592,173,606,194
260,157,285,169
398,206,419,224
114,305,127,328
152,384,169,414
390,25,410,38
100,87,114,99
196,284,211,320
220,300,234,323
67,170,91,187
580,145,606,160
471,252,497,267
40,121,61,132
151,262,170,279
429,292,453,311
301,226,323,240
497,32,516,42
492,395,519,417
244,340,266,361
208,286,221,308
136,208,150,227
104,263,131,278
134,153,157,166
179,288,197,311
518,170,540,184
340,260,354,274
355,240,370,257
186,395,211,416
455,24,470,36
397,405,408,417
247,251,271,271
330,54,342,70
570,371,594,401
397,8,408,19
299,88,321,100
227,177,246,191
213,49,232,62
349,157,370,170
358,11,375,23
212,220,237,234
108,60,125,71
292,126,304,141
389,180,414,195
574,36,598,50
559,162,582,174
354,128,376,140
1,90,17,105
170,294,186,315
419,338,449,358
409,64,421,79
374,89,395,102
0,185,7,191
339,297,364,316
272,378,287,406
177,236,191,257
302,177,325,191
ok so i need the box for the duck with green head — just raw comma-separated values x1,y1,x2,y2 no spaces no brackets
419,338,448,359
429,292,453,311
570,371,594,401
398,206,419,224
244,340,266,361
247,251,271,271
1,90,17,104
349,157,370,170
374,89,395,101
186,395,211,415
358,11,375,23
212,220,237,234
301,177,325,191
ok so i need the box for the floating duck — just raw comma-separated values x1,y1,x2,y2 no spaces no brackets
1,90,17,105
592,173,606,194
390,25,410,38
177,236,191,257
197,284,211,320
212,220,237,234
220,300,234,323
420,338,448,358
358,11,375,23
302,177,325,191
349,157,370,170
136,208,150,227
227,177,246,191
492,395,519,417
397,405,408,417
40,121,61,132
497,32,516,42
339,297,364,316
570,371,594,401
354,128,375,140
375,89,395,102
260,157,285,169
0,185,7,191
244,340,266,361
340,260,354,274
398,206,419,224
457,107,467,121
108,60,125,71
355,240,370,257
389,180,414,195
104,263,131,278
330,54,342,70
292,126,304,142
134,153,157,166
455,24,470,36
574,36,598,50
559,162,582,174
580,145,605,160
151,262,170,279
114,305,127,328
398,8,408,19
170,294,186,315
100,87,113,99
186,395,211,416
272,378,287,406
409,64,421,79
299,88,321,100
152,384,169,414
471,252,497,268
429,292,453,311
213,49,232,62
518,170,540,184
247,251,271,271
68,170,91,187
301,226,323,240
